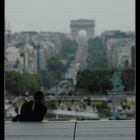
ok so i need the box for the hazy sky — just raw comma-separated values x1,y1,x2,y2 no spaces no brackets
5,0,135,35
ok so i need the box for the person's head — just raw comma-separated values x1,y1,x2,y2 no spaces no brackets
33,91,45,101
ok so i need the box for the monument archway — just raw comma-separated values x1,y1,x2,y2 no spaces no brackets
79,30,87,36
70,19,95,40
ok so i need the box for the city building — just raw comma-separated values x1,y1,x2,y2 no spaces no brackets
101,30,135,48
23,43,37,74
5,46,23,72
106,38,135,68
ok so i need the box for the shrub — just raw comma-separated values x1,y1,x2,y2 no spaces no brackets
96,102,112,118
76,68,135,94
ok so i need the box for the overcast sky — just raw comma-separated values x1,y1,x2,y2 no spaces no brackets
5,0,135,35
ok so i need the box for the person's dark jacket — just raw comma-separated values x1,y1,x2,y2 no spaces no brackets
12,100,47,122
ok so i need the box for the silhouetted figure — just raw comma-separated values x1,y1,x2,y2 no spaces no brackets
9,101,12,104
92,103,97,112
58,100,61,106
60,102,65,110
67,105,72,111
121,99,127,110
12,91,47,122
87,96,91,106
80,99,86,110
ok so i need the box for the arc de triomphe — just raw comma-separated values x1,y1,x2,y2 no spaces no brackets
70,19,95,40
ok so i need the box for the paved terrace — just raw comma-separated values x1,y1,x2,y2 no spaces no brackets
5,120,135,140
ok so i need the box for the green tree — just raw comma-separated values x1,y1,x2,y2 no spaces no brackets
76,68,135,94
59,39,78,66
5,71,25,95
23,73,42,93
122,68,135,91
60,39,78,57
5,71,42,95
41,57,67,88
47,57,66,79
45,71,58,88
87,37,107,70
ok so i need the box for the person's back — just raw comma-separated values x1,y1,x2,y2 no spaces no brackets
19,100,47,122
114,111,120,120
12,91,47,122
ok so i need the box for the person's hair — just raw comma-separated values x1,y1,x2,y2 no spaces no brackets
33,91,44,101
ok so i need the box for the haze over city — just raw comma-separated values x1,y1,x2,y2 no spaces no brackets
5,1,135,139
5,0,135,35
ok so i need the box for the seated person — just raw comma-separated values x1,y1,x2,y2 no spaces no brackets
112,109,128,120
113,110,121,120
12,91,47,122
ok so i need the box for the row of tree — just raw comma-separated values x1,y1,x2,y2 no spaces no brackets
5,57,66,95
5,71,42,95
59,39,78,66
76,68,135,94
40,57,67,88
40,39,78,88
87,37,107,70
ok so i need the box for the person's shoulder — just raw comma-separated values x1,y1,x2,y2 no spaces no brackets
22,100,33,106
36,101,47,108
24,100,32,104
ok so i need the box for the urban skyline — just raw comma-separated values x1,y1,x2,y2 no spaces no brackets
5,0,135,35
